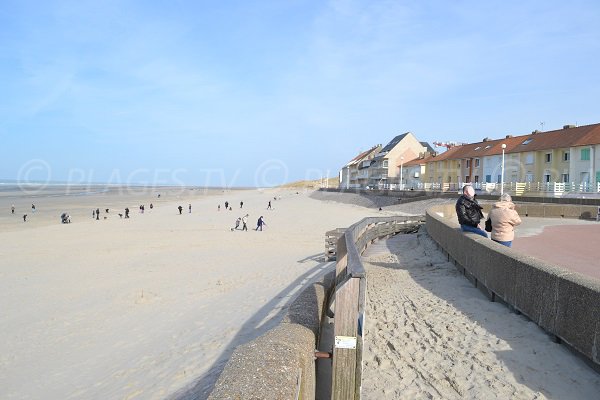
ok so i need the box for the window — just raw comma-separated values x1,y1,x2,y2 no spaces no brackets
466,160,471,168
465,176,471,183
474,146,481,150
485,145,491,149
475,158,480,167
474,175,479,183
545,153,551,163
526,173,534,182
485,175,492,183
525,153,534,164
581,148,590,161
544,174,551,183
382,160,388,168
522,139,533,145
563,152,569,161
562,174,569,183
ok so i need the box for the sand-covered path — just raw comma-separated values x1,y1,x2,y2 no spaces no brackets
361,232,600,399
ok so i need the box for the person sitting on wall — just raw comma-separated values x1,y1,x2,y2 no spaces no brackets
456,185,487,237
487,193,521,247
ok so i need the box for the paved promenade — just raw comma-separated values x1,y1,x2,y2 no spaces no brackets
513,217,600,279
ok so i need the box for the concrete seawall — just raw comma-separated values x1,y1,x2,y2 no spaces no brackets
425,204,600,368
208,271,333,399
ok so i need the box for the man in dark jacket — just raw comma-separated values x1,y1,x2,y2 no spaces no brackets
456,185,487,237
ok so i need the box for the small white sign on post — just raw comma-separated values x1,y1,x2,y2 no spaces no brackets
335,336,357,349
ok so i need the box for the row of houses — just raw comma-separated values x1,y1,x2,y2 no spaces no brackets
339,123,600,193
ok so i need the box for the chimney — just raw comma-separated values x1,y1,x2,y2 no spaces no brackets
531,130,540,134
482,137,491,142
505,135,513,139
563,124,576,129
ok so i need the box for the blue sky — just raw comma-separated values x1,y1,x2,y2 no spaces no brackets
2,0,599,187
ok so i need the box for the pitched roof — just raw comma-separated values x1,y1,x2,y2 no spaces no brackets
381,133,409,153
420,142,435,154
430,123,600,161
343,145,381,167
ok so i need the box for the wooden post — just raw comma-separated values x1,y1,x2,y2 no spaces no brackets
332,277,360,400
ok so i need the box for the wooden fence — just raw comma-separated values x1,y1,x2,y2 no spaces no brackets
330,216,424,399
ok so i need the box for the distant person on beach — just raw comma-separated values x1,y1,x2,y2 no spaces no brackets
456,185,486,237
189,204,192,213
23,214,27,222
487,193,522,247
11,205,15,214
218,204,221,211
31,204,36,213
232,217,241,231
96,208,100,221
92,209,95,219
255,216,266,231
125,208,130,218
267,201,272,210
150,203,153,210
242,214,249,231
224,201,229,209
178,205,183,215
240,201,243,209
158,193,161,198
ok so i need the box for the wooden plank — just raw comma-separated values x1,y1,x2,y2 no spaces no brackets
332,277,360,400
335,234,348,285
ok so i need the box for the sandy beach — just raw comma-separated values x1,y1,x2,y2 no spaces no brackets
361,232,600,399
0,186,383,399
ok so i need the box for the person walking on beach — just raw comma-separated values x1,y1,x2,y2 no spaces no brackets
150,203,153,210
92,209,95,219
125,207,130,218
224,201,229,210
487,193,522,247
11,205,15,214
178,205,183,215
255,216,266,231
218,204,221,211
232,217,241,231
267,201,272,210
31,204,36,213
96,208,100,221
242,214,249,231
23,214,27,222
240,201,243,209
189,204,192,213
456,185,486,237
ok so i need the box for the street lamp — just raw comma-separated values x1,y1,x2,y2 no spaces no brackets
501,144,507,195
400,156,404,190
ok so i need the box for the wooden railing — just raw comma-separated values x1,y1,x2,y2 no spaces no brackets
330,216,424,399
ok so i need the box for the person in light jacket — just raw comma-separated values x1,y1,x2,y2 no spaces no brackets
487,193,522,247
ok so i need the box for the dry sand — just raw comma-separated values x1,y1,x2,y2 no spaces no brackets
361,232,600,399
0,186,382,399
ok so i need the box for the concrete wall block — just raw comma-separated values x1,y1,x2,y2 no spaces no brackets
209,324,316,400
554,276,600,362
512,259,562,332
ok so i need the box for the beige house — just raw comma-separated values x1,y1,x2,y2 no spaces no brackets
368,132,429,188
339,145,381,189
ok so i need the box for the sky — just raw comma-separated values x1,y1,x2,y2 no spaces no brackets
2,0,600,187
